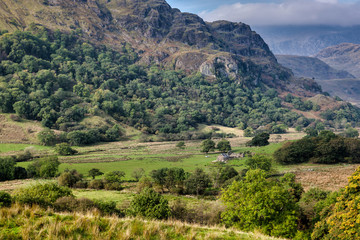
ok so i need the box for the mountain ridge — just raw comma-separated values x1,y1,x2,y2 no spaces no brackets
0,0,318,95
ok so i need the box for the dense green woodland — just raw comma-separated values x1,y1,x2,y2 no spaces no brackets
0,28,359,144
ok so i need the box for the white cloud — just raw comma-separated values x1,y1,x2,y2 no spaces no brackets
199,0,360,26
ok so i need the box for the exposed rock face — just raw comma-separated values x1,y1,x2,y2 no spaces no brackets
316,43,360,79
0,0,321,95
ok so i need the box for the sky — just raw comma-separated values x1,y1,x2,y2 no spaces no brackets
167,0,360,26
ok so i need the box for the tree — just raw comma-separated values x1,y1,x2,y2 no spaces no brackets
88,168,104,179
131,168,145,181
312,167,360,240
185,168,211,195
128,188,170,220
37,129,57,146
344,127,359,138
216,139,231,153
246,132,270,147
0,158,16,181
245,155,272,172
221,169,300,238
55,143,77,156
200,139,215,154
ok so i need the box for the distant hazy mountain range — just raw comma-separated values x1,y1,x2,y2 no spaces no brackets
254,25,360,56
276,45,360,106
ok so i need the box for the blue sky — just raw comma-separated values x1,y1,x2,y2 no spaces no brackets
167,0,360,26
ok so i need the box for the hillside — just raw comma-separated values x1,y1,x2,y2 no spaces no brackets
276,55,355,80
316,43,360,79
276,55,360,106
0,0,359,145
255,25,360,56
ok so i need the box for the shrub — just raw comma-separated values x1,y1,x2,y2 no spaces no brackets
27,156,60,178
128,188,170,220
136,176,153,193
0,191,12,207
175,141,185,149
0,157,16,181
14,167,27,179
245,154,272,172
58,169,83,188
104,171,125,183
131,168,145,181
13,182,72,207
37,129,57,146
104,182,123,191
88,179,104,190
54,143,77,156
54,196,95,212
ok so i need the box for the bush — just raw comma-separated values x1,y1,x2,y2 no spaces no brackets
245,154,272,172
128,188,170,220
54,196,95,212
0,191,12,207
0,157,16,181
104,171,125,184
13,182,72,207
27,156,60,178
55,143,77,156
37,129,57,146
88,179,104,189
14,167,27,179
104,182,123,191
58,169,83,188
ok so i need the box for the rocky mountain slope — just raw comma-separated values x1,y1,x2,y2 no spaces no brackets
276,55,355,80
316,43,360,79
255,25,360,56
0,0,318,94
276,54,360,106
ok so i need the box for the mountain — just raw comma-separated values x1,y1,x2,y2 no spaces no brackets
316,43,360,79
276,54,360,106
276,55,355,80
0,0,359,142
254,25,360,56
0,0,313,91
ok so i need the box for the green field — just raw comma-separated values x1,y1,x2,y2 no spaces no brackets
0,143,50,153
14,141,287,180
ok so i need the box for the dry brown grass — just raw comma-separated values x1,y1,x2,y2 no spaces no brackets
294,164,360,192
0,114,43,143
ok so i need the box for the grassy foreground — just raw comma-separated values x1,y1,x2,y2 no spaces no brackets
0,204,285,240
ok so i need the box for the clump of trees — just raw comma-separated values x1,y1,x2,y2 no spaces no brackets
274,130,360,164
246,132,270,147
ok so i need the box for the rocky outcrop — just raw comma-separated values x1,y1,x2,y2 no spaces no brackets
0,0,321,95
